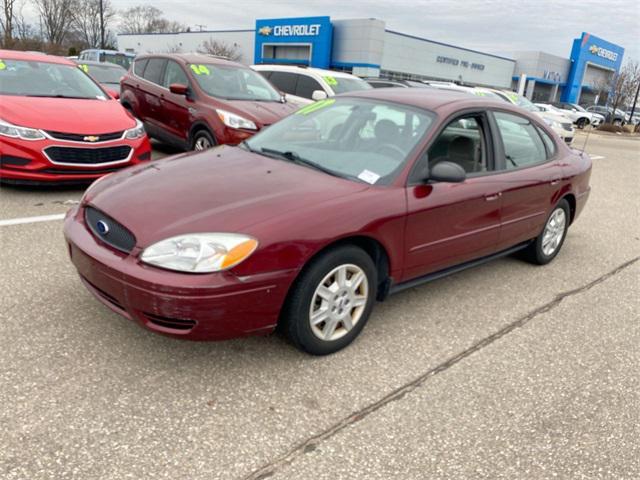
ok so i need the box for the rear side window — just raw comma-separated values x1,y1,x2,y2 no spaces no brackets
536,127,556,158
133,59,148,77
142,59,166,85
494,112,547,169
268,71,298,95
295,75,323,98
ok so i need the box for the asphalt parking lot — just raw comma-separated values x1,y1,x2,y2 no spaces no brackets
1,132,638,479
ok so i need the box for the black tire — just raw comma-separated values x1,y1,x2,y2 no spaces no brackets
613,119,622,127
522,199,570,265
191,129,215,151
281,245,377,355
576,117,588,129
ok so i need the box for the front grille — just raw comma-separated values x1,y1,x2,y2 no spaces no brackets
45,146,131,165
46,131,124,142
41,167,122,175
561,123,573,131
144,313,197,331
85,206,136,253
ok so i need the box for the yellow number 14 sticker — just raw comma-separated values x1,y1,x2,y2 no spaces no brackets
190,64,210,75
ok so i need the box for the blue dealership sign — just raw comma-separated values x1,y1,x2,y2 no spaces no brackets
561,32,624,103
254,17,333,68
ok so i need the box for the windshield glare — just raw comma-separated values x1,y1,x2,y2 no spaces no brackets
0,59,106,99
84,64,126,84
245,98,434,185
190,63,281,101
329,76,373,94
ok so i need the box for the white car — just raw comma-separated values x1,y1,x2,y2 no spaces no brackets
488,90,575,144
549,102,603,128
252,64,372,106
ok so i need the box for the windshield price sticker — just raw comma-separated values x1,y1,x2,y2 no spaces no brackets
357,169,380,184
78,64,89,73
296,98,335,115
0,60,6,70
190,64,211,75
323,75,338,86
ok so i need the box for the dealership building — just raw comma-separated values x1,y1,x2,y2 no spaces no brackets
117,16,624,104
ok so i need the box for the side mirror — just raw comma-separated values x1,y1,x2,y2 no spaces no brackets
169,83,189,95
571,108,577,112
429,161,466,183
312,90,328,101
105,88,120,100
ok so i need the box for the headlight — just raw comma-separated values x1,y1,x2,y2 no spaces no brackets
0,118,45,140
216,109,257,130
124,119,145,139
140,233,258,273
543,118,560,128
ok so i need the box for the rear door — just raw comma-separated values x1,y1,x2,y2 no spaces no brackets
403,112,503,280
139,58,167,131
489,110,563,250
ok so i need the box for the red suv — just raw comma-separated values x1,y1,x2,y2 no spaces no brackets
120,54,297,150
0,50,151,184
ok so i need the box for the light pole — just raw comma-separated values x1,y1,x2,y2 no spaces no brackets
630,79,640,123
99,0,105,49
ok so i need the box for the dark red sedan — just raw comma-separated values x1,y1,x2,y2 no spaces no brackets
0,50,151,184
64,89,591,355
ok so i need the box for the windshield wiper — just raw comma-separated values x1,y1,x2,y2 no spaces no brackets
260,147,348,179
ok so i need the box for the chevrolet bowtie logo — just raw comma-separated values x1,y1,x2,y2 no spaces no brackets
258,26,272,36
83,135,100,142
589,45,599,54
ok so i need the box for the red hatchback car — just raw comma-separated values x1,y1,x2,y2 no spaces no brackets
0,50,151,184
64,89,591,355
119,53,297,150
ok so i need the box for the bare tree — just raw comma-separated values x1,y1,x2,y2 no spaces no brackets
197,38,242,61
119,5,185,34
1,0,18,47
72,0,115,48
34,0,76,46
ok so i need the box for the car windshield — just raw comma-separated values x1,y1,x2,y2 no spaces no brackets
0,58,106,99
510,93,540,112
570,103,587,112
244,98,434,185
327,76,373,94
100,53,132,70
82,63,126,84
189,63,281,101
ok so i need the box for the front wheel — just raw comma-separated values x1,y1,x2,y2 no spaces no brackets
192,130,215,151
522,199,570,265
576,117,588,129
281,246,377,355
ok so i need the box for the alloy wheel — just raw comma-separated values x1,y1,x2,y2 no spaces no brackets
309,264,369,342
541,208,566,257
194,136,212,150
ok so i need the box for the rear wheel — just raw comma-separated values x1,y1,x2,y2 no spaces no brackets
522,199,570,265
613,119,622,127
192,129,215,151
281,245,377,355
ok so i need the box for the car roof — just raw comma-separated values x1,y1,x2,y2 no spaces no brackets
342,87,514,113
74,59,127,70
252,64,358,78
136,52,245,68
0,49,74,66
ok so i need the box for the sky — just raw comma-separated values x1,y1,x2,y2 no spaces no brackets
22,0,640,62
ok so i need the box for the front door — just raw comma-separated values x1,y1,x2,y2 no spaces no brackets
403,113,503,280
160,60,193,147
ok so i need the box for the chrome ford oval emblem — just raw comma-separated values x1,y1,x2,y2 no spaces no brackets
96,220,109,235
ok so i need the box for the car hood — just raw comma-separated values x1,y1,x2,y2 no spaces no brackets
86,146,368,247
0,96,135,133
536,111,573,124
226,100,298,126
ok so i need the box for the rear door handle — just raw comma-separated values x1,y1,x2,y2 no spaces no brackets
550,178,561,185
484,192,502,202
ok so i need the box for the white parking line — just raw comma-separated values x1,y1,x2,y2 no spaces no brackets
0,213,66,227
590,155,605,160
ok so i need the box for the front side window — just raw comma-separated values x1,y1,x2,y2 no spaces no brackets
189,64,281,101
268,71,298,95
244,98,434,185
426,115,488,174
163,61,189,88
494,112,547,169
0,59,106,99
295,75,323,99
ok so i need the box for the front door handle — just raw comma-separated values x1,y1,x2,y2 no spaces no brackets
550,178,561,186
484,192,502,202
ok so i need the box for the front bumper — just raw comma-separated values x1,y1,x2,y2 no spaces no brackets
64,206,297,340
0,135,151,183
